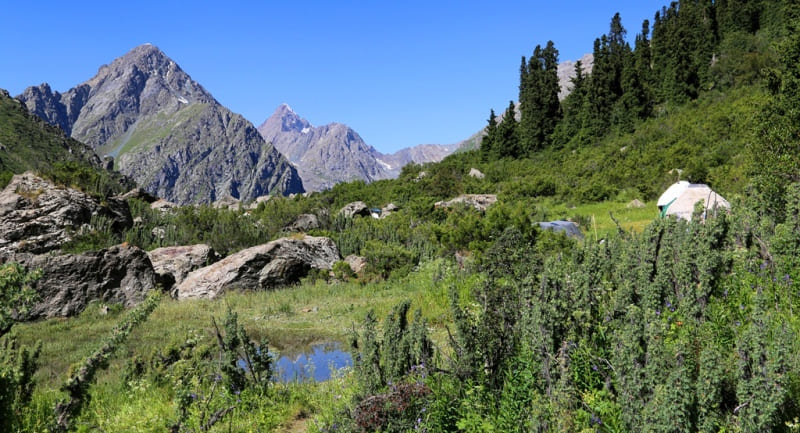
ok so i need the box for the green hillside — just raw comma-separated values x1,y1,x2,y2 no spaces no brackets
0,89,131,196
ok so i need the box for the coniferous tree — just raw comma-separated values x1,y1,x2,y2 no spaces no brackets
585,13,633,137
652,1,716,104
552,60,589,148
480,108,499,161
518,41,561,154
495,100,520,158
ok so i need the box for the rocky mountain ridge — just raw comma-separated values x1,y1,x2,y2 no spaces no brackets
17,44,303,204
257,104,456,191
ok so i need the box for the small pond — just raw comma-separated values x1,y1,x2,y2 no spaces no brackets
273,342,353,383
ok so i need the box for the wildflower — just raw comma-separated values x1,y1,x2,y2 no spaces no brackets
592,365,598,371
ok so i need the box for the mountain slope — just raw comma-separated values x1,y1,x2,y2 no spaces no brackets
0,88,130,194
18,44,303,204
257,105,455,191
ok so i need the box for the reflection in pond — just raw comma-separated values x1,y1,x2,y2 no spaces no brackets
274,343,352,382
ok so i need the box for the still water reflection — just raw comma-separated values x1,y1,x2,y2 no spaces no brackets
274,343,353,382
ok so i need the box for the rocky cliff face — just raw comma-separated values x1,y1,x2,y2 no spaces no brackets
257,104,455,191
18,44,303,204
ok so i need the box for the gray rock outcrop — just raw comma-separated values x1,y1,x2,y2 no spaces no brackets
0,172,131,255
9,244,157,319
148,244,219,291
177,236,340,299
285,213,320,232
338,201,370,218
434,194,498,212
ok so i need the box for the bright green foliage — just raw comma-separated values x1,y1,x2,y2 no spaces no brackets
406,203,800,431
749,3,800,219
0,335,41,432
0,90,130,195
0,263,40,338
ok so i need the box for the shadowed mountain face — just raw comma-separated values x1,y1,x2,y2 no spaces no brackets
18,44,303,204
257,104,455,191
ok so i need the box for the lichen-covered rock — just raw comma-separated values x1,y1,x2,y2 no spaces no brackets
148,244,219,292
0,172,132,255
8,244,157,319
177,236,340,299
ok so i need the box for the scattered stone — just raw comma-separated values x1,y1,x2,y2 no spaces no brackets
177,236,341,299
338,201,370,218
434,194,498,212
468,168,485,179
285,214,320,232
151,227,167,239
246,195,272,210
115,187,159,203
150,199,178,212
345,254,368,275
212,195,240,210
626,199,646,208
538,221,584,239
380,203,399,218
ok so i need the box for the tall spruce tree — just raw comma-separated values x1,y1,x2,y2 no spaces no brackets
495,100,520,158
585,13,633,137
552,60,589,148
518,41,561,155
480,108,499,161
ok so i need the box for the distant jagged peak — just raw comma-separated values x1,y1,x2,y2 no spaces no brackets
261,103,312,135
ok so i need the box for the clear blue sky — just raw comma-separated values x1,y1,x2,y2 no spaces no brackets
1,1,667,153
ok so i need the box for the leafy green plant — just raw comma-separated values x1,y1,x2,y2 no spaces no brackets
0,263,40,338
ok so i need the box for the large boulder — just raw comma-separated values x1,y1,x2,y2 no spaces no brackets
177,236,340,299
434,194,498,212
8,244,157,319
148,244,219,291
0,172,132,255
338,201,370,218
